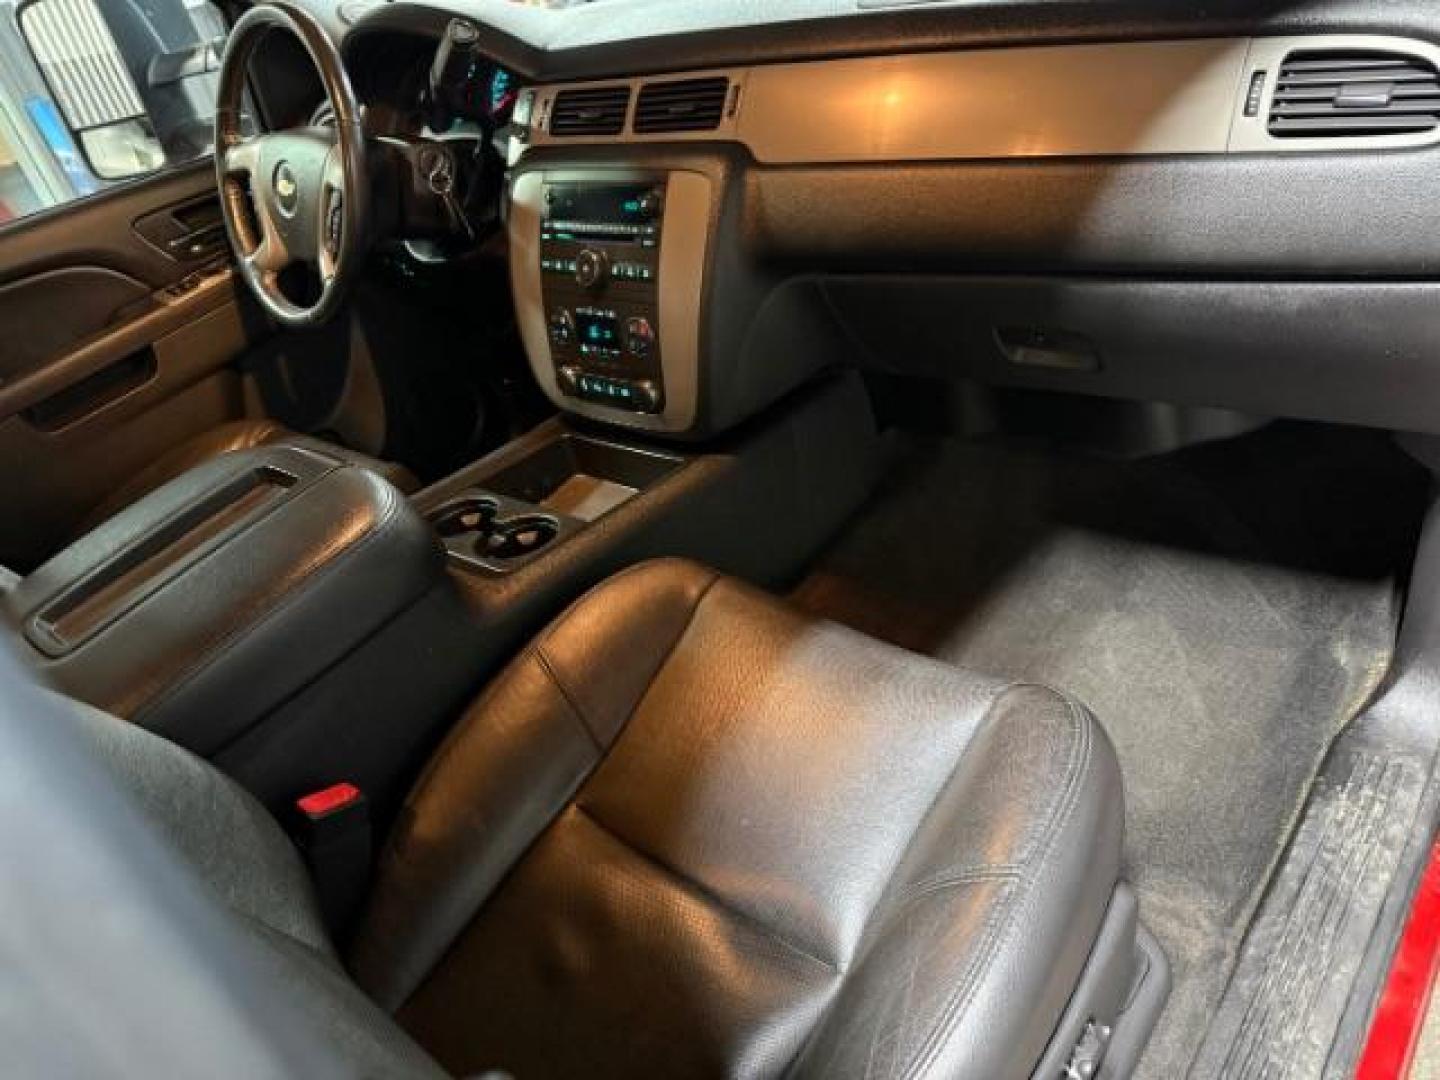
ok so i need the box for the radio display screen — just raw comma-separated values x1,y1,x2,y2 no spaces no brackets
576,310,621,353
545,184,653,225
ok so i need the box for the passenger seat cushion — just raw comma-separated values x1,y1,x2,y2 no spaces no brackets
352,558,1124,1080
348,559,720,1006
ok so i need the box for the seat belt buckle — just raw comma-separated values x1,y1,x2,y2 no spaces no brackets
292,782,371,940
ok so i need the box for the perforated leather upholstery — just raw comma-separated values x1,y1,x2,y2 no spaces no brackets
352,559,1125,1079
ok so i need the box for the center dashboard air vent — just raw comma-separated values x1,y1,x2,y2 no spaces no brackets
549,85,630,137
633,77,730,134
1269,49,1440,137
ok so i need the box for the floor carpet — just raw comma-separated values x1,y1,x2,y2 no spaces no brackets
790,421,1429,1078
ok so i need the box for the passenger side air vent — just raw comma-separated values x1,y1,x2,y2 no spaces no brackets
1269,50,1440,137
548,85,630,137
633,77,729,134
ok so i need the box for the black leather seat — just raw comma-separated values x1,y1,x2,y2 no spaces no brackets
0,559,1129,1079
73,419,418,539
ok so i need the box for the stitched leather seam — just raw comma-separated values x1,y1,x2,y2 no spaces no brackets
364,644,602,1011
1009,688,1092,879
132,476,402,726
407,635,554,800
897,706,1086,1078
533,645,603,753
888,865,1024,912
384,562,717,848
900,691,1093,1080
530,562,721,753
533,558,717,654
843,680,1011,946
809,879,1018,1080
573,803,840,975
902,696,1091,1078
617,569,722,722
788,678,1018,1073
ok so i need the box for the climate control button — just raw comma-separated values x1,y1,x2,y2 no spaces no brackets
624,316,655,358
564,373,664,414
547,308,575,346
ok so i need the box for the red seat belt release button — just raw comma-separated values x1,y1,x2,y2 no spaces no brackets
297,781,363,820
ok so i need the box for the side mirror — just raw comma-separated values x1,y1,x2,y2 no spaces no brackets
16,0,225,182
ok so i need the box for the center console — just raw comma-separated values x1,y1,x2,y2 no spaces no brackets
511,167,713,433
426,432,684,573
539,181,667,414
4,443,453,819
509,148,856,439
4,369,884,841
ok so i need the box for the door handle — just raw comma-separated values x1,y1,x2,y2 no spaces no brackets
134,195,226,263
165,223,227,261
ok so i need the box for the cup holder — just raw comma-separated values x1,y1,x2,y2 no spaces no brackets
428,498,498,538
428,499,560,562
479,515,559,560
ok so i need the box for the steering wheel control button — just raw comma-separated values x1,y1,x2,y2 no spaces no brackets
574,248,609,289
547,308,575,346
325,192,343,256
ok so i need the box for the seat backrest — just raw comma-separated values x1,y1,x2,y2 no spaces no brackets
0,638,444,1079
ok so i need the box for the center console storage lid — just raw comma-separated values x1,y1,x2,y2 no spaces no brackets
6,444,441,756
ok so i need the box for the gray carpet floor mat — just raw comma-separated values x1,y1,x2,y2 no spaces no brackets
790,423,1428,1079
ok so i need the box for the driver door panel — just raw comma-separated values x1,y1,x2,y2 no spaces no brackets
0,162,270,569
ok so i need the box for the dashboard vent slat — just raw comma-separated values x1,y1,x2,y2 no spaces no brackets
633,77,729,134
549,85,630,137
1269,49,1440,138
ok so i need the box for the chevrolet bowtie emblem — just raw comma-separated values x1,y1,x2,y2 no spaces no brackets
273,161,300,216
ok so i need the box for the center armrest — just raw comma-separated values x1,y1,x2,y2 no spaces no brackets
6,444,442,757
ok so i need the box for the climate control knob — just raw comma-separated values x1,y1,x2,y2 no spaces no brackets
574,248,609,290
633,379,662,413
636,188,663,219
547,308,575,346
624,316,655,358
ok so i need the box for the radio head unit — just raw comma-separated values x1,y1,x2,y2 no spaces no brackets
542,183,663,245
537,179,668,414
510,168,713,433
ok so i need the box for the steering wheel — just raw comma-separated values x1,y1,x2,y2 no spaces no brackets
214,2,368,328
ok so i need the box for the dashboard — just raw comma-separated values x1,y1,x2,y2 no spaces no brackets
306,28,519,136
296,0,1440,439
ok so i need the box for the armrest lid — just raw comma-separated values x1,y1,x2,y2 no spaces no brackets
7,445,441,756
